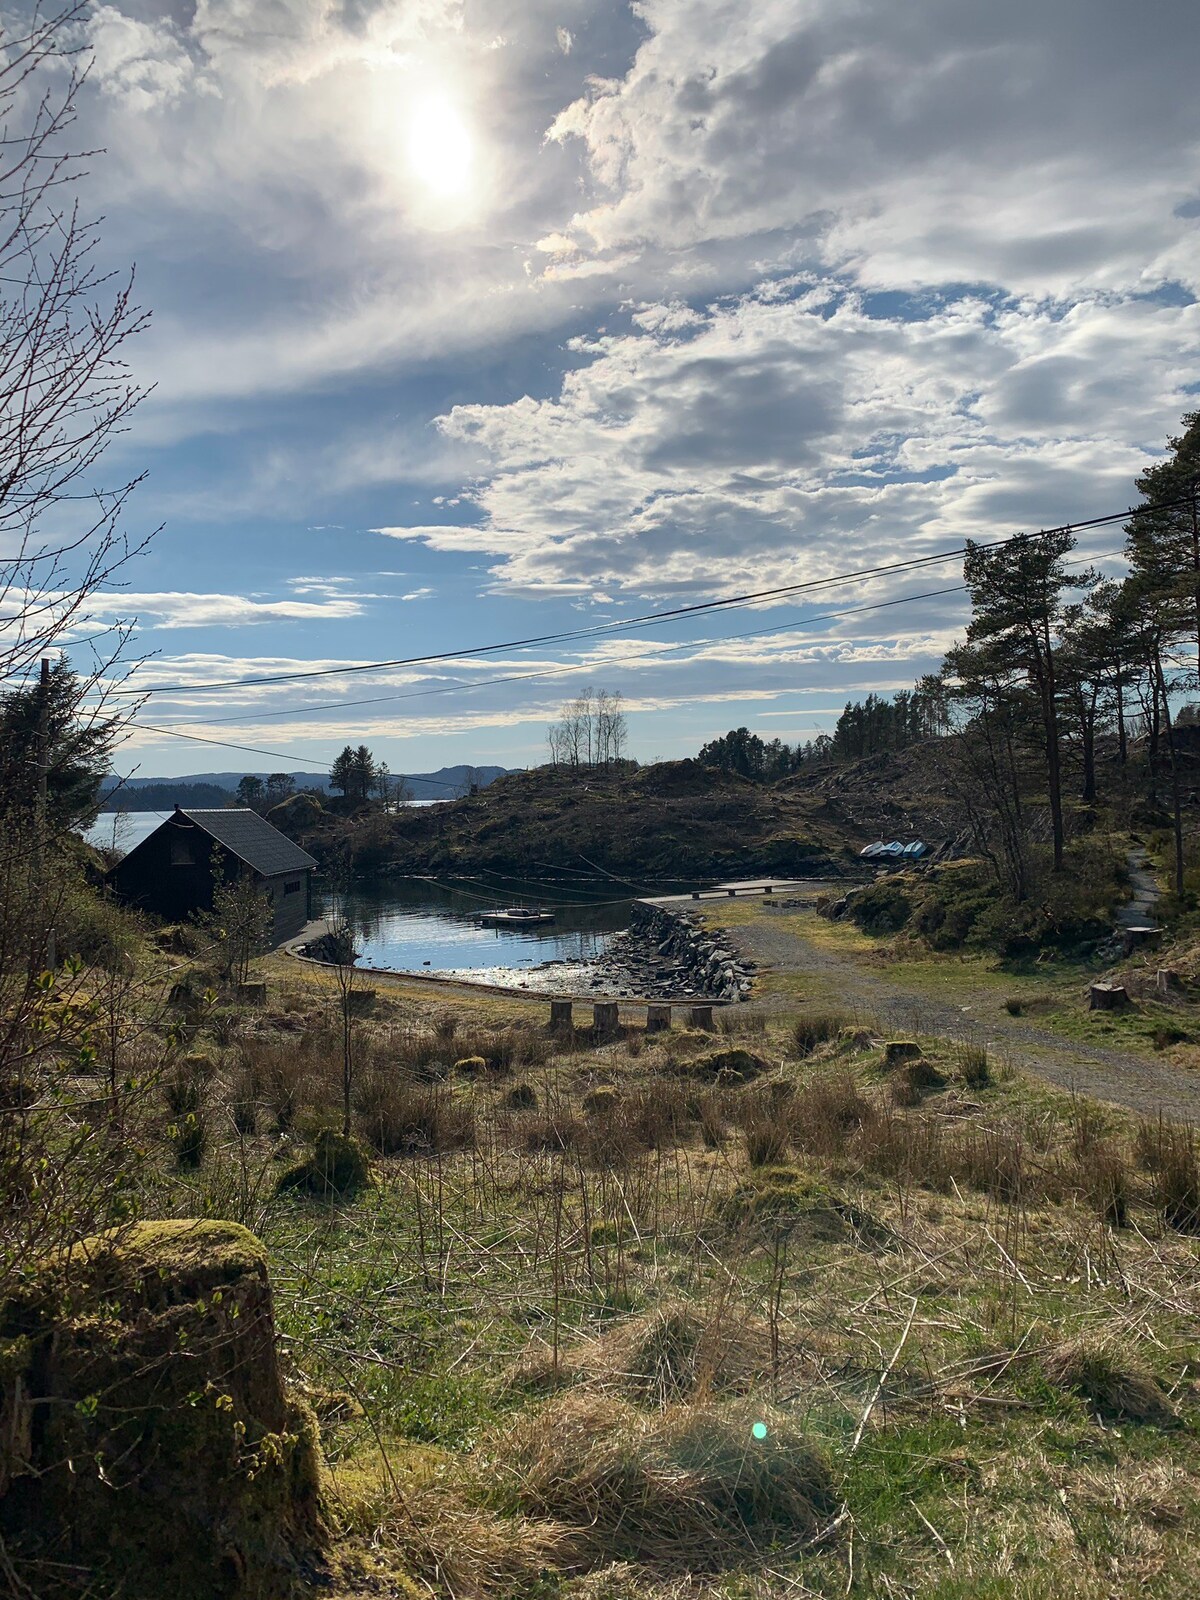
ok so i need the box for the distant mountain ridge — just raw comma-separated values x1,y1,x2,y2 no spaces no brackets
99,765,511,811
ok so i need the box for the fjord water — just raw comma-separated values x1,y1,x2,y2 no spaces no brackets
321,877,639,975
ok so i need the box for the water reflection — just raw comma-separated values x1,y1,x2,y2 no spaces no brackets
319,877,641,974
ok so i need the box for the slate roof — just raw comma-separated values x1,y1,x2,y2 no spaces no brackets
176,808,317,876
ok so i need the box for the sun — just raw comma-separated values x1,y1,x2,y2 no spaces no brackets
406,92,473,198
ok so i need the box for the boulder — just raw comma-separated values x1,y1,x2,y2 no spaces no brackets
0,1220,326,1598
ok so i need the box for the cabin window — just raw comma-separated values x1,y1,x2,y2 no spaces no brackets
284,879,302,895
169,837,195,866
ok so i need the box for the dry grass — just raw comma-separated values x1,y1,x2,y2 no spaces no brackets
792,1011,857,1058
354,1070,475,1155
489,1394,838,1570
1043,1332,1179,1426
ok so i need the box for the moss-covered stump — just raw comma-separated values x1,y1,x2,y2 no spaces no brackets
276,1129,372,1198
0,1219,326,1599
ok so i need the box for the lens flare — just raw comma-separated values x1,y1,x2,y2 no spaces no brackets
752,1421,768,1441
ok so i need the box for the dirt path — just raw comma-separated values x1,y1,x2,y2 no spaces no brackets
1118,846,1161,930
730,905,1200,1123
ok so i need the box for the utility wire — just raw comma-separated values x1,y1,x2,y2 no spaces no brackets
95,494,1176,699
136,543,1119,738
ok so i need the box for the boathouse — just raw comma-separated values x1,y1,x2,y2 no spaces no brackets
108,806,317,946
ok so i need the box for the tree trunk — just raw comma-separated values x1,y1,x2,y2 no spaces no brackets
1156,653,1185,896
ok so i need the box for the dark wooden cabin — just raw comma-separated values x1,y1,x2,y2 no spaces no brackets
108,806,318,947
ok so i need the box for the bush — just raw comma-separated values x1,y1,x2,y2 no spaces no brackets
169,1111,207,1168
668,1048,769,1084
957,1043,991,1088
889,1058,947,1106
1141,1122,1200,1232
847,879,914,935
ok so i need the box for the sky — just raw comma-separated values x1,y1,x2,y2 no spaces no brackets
29,0,1200,779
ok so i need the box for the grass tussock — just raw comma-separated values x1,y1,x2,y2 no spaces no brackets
490,1394,838,1570
354,1070,475,1155
792,1011,857,1058
563,1303,794,1408
1042,1332,1179,1427
1138,1119,1200,1232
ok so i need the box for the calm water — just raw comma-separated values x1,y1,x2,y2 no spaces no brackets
321,877,638,975
84,811,172,851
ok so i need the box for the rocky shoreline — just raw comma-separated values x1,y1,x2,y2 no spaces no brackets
575,901,756,1002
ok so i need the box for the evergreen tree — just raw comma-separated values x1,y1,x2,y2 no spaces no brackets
0,658,117,831
1125,411,1200,679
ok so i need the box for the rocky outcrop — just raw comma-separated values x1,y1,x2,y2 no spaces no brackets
0,1219,327,1599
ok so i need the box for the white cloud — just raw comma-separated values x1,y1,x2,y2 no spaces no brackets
385,280,1197,596
547,0,1200,300
113,591,365,629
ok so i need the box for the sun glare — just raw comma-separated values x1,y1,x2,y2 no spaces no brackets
406,92,473,198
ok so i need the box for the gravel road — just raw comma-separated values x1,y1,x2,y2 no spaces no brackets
730,906,1200,1123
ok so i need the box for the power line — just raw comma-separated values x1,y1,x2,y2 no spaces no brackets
140,545,1121,732
118,544,1118,765
96,495,1172,700
147,580,969,728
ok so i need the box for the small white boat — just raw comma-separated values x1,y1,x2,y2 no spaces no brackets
902,841,927,859
860,841,887,859
477,906,556,928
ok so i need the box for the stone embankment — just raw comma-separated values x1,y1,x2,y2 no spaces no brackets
600,902,754,1002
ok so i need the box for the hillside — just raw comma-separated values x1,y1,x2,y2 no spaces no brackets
276,755,942,880
100,763,510,810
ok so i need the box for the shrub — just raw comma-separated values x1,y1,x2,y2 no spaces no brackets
666,1048,769,1084
740,1113,790,1168
169,1112,207,1168
1074,1140,1130,1227
1143,1123,1200,1232
163,1056,210,1118
583,1086,621,1116
789,1074,875,1158
847,879,914,935
276,1129,372,1197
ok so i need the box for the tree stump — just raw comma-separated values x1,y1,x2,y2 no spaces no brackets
884,1040,923,1067
549,999,574,1032
592,1001,620,1040
1156,969,1184,997
689,1004,715,1031
1089,983,1131,1011
646,1004,672,1033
